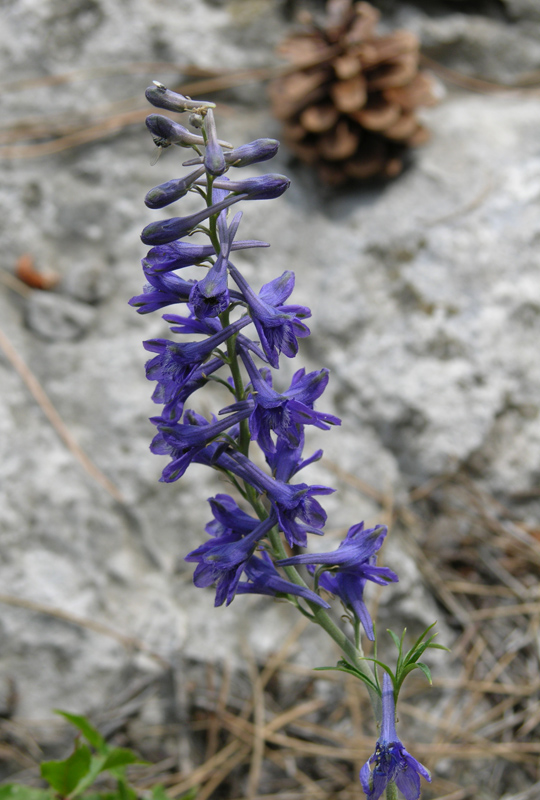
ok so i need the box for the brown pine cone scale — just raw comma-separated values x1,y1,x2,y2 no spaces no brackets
269,0,438,184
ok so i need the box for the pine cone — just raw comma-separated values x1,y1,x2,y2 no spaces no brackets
269,0,438,184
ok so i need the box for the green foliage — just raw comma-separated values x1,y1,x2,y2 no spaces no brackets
314,659,381,696
361,622,450,703
54,714,107,755
315,621,449,703
40,745,93,796
0,786,54,800
0,712,149,800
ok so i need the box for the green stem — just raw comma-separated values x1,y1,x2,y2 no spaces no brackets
223,323,251,458
266,525,380,715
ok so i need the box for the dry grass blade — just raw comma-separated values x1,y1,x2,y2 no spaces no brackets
244,644,266,800
166,739,245,797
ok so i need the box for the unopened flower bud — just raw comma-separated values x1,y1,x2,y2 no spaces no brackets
210,174,290,200
189,112,204,129
146,114,233,152
141,193,248,246
225,139,280,168
183,139,280,169
203,109,226,177
144,166,206,209
146,114,205,148
145,82,215,113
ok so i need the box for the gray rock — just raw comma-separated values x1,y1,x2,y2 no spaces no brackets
501,0,540,21
24,291,97,340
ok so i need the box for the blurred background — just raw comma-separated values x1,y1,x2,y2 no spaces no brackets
1,1,540,798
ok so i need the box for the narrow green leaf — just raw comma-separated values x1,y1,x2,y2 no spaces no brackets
405,646,428,664
415,662,433,685
405,623,437,656
359,657,397,688
41,745,92,796
314,665,380,695
55,712,107,754
386,629,402,652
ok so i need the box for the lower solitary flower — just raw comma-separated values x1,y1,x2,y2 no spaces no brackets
360,673,431,800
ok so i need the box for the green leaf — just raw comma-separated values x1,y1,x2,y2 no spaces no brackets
314,661,380,695
415,662,433,685
115,780,136,800
41,745,92,796
67,755,107,796
386,629,402,653
151,786,170,800
55,712,107,754
101,748,146,771
0,786,53,800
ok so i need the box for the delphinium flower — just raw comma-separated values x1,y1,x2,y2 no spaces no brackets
277,522,398,640
132,81,438,799
361,673,431,800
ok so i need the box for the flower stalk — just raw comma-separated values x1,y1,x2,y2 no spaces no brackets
132,82,438,799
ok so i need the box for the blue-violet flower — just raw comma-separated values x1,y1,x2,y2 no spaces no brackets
360,673,431,800
276,522,398,639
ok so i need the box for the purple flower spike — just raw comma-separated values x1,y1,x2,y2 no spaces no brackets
141,193,248,246
203,109,227,177
229,264,311,368
276,523,398,640
360,674,431,800
236,550,330,608
186,508,277,606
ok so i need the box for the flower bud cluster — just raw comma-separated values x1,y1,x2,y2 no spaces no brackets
131,83,397,631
